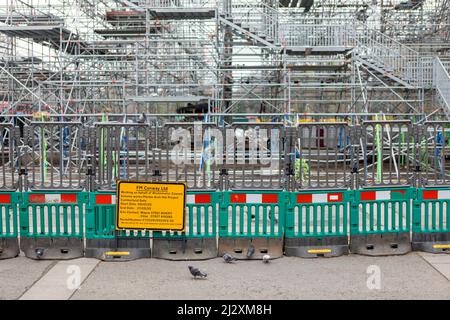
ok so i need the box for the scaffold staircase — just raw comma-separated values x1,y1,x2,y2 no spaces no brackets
353,26,421,89
218,0,354,55
434,57,450,120
219,0,279,49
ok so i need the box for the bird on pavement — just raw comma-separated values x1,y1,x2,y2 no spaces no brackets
247,244,255,258
262,254,270,263
35,248,44,259
223,253,236,263
188,265,207,279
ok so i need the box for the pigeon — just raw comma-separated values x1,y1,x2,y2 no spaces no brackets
262,254,270,263
188,265,207,279
247,244,255,258
35,248,44,259
223,253,236,263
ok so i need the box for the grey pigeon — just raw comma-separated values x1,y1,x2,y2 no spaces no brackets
35,248,44,259
223,253,236,263
247,244,255,258
188,265,207,279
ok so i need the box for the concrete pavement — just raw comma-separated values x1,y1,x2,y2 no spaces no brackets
1,252,450,300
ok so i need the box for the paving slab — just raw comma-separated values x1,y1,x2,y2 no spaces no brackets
70,253,450,300
0,256,55,300
419,252,450,281
20,258,99,300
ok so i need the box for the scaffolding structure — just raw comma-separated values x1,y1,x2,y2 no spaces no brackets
2,0,450,263
0,0,448,189
0,0,447,122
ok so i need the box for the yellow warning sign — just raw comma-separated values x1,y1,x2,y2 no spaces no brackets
116,181,186,231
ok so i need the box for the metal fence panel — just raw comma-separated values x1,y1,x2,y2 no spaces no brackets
92,123,163,191
226,123,286,190
290,122,352,190
417,122,450,187
357,120,413,187
0,124,20,191
22,122,86,190
161,122,220,190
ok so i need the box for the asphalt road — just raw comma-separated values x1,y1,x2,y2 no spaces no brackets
1,252,450,300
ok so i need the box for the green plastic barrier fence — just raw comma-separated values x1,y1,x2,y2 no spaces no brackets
153,191,219,260
285,190,350,258
9,187,449,260
0,193,21,259
19,191,87,259
413,188,450,253
218,191,286,259
350,187,414,255
85,192,151,261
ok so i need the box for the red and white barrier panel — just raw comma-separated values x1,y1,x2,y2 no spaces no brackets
296,193,343,204
95,194,116,204
186,194,211,204
29,194,77,204
423,190,450,200
230,193,278,204
0,194,11,204
96,194,213,205
360,190,406,201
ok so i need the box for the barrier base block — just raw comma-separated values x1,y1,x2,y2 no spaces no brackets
412,232,450,254
85,238,151,261
284,236,348,258
152,237,217,260
21,237,84,260
350,232,411,256
0,237,20,259
218,237,283,260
